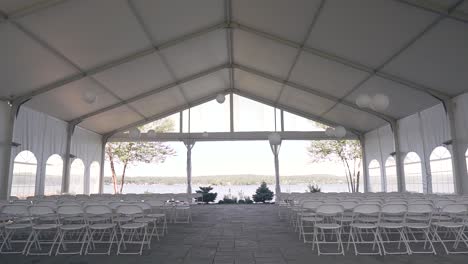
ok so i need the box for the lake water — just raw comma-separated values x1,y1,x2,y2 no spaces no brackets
103,183,361,201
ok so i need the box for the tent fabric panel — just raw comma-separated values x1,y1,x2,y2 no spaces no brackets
307,0,436,67
365,129,382,165
233,29,298,79
290,51,369,98
93,53,174,100
181,69,229,101
419,103,450,155
0,23,77,98
234,69,283,102
17,0,151,69
71,127,102,168
378,124,395,159
383,19,468,96
232,0,323,43
0,0,44,13
322,103,386,132
79,105,142,134
128,88,186,118
345,76,440,119
131,0,224,44
161,29,228,79
278,86,336,116
25,78,121,121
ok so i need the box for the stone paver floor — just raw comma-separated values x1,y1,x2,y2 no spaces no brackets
1,204,467,264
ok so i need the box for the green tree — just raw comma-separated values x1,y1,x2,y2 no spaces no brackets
106,118,176,194
195,186,218,203
307,140,362,193
253,181,274,203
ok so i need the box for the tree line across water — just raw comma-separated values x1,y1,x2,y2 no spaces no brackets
103,174,344,186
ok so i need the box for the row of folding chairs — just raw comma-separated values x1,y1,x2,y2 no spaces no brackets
289,201,468,255
0,202,173,256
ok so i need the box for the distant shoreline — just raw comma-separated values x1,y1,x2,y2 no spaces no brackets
103,174,347,186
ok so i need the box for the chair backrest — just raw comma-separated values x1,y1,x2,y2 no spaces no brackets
353,204,381,215
340,201,358,211
442,204,467,215
35,201,58,209
302,201,322,211
407,204,433,214
316,204,344,216
116,205,143,216
84,205,112,215
381,204,407,215
133,202,152,211
29,205,56,216
57,205,84,216
1,204,29,217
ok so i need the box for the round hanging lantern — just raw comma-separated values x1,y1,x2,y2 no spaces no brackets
355,94,371,108
325,127,335,136
82,90,97,104
147,129,156,138
216,93,226,104
370,93,389,111
129,128,141,139
334,126,346,138
268,132,281,145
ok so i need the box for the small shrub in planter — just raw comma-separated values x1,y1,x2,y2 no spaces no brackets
222,195,238,204
245,196,253,204
218,200,225,204
253,181,274,203
307,183,321,193
238,199,246,204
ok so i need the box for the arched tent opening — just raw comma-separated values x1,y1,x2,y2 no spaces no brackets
69,159,85,195
385,156,398,192
44,154,63,195
89,161,100,194
404,152,424,193
430,146,454,194
368,160,382,192
11,150,38,198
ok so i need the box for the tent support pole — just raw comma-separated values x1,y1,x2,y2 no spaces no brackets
360,135,369,193
391,121,405,192
99,136,108,194
270,144,281,196
446,100,468,194
0,102,19,200
62,122,76,194
184,139,195,195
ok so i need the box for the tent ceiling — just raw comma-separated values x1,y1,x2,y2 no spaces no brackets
1,0,467,135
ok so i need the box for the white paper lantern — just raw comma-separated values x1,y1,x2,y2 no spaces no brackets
216,93,226,104
129,128,141,139
268,132,281,145
325,127,335,136
147,129,156,138
355,94,371,108
370,93,389,111
82,90,97,104
334,126,346,138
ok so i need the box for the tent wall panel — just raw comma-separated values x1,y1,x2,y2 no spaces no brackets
8,106,102,196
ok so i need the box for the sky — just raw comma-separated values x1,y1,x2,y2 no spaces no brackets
105,95,354,178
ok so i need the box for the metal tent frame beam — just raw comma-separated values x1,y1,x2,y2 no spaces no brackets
110,131,358,142
395,0,468,24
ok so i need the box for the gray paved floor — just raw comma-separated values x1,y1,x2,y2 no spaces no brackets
1,204,467,264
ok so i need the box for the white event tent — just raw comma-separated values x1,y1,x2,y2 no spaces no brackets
1,0,468,199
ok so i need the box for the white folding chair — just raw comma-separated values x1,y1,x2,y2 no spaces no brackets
377,204,410,255
405,204,436,254
298,200,322,243
432,204,468,254
26,205,60,256
348,204,381,255
0,204,33,254
55,205,88,255
145,200,168,236
312,204,345,255
84,205,117,255
116,205,150,255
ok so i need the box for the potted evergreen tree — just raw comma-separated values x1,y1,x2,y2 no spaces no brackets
253,181,274,203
